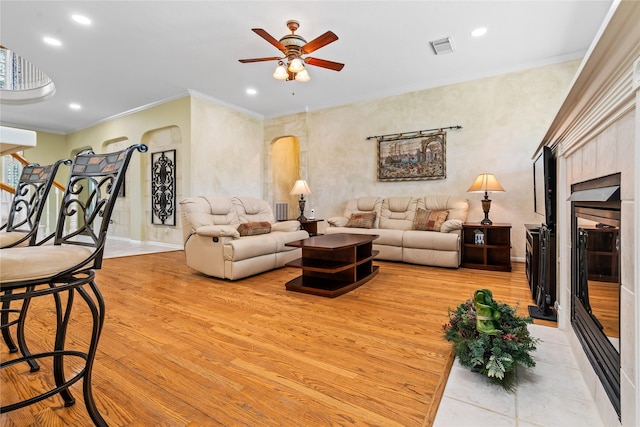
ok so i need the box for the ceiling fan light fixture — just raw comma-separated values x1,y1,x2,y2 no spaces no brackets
273,62,289,80
288,57,305,73
295,68,310,82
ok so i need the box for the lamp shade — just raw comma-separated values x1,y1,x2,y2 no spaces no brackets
294,68,310,82
288,57,305,73
273,63,289,80
290,179,311,196
467,174,505,193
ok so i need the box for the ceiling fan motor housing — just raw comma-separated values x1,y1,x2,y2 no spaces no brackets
280,20,307,57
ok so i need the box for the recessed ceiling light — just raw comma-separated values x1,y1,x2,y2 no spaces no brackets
471,27,488,37
69,103,82,110
72,14,92,25
246,88,257,96
43,37,62,46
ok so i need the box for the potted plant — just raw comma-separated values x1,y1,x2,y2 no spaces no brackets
443,289,540,391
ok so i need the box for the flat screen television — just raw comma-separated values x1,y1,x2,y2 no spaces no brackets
533,146,556,231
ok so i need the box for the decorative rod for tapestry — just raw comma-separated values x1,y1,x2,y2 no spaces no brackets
366,125,462,142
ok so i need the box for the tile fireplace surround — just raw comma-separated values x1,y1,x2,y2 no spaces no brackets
537,2,640,425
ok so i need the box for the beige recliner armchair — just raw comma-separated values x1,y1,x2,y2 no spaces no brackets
180,196,309,280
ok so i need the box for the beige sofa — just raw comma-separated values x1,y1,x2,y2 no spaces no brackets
326,196,468,268
180,196,309,280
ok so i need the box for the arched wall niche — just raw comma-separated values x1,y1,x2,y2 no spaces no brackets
271,135,300,216
140,125,182,245
102,137,130,239
263,112,309,217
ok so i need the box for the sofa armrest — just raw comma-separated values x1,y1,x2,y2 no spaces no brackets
440,219,463,233
271,220,301,232
327,216,349,227
195,225,240,238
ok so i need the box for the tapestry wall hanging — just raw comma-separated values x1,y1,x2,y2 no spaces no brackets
151,149,176,226
377,131,447,181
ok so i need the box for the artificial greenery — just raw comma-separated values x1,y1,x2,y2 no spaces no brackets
443,289,540,391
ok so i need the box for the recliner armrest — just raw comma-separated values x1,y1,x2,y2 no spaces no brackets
195,225,240,238
327,216,349,227
440,219,463,233
271,220,300,232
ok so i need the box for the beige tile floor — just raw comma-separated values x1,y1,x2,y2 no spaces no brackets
103,237,182,259
433,324,605,427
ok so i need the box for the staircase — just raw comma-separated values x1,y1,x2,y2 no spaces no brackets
1,152,65,238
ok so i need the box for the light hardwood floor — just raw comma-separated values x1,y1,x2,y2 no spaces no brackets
1,251,545,426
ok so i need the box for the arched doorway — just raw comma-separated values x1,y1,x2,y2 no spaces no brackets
271,136,300,220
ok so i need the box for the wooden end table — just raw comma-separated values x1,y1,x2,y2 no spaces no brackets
297,218,324,236
285,233,379,297
461,223,512,271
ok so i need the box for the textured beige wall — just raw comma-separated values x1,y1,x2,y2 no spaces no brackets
22,61,579,256
47,97,191,242
266,60,581,259
190,95,263,197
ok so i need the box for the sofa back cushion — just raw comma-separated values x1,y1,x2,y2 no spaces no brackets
343,197,383,228
232,197,275,224
180,197,209,242
418,196,469,222
379,197,417,230
414,196,469,232
180,196,239,243
202,196,240,224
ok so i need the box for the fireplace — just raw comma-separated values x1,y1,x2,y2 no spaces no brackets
570,173,621,419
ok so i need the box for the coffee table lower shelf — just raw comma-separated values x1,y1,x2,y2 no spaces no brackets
285,266,379,298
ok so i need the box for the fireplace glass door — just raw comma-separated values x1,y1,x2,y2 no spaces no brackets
571,173,621,419
576,220,620,350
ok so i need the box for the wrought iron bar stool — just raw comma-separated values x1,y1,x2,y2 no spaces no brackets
0,144,147,426
1,159,71,371
0,159,70,248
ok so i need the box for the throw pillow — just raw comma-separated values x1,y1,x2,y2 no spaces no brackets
345,212,376,229
237,221,272,236
413,209,448,231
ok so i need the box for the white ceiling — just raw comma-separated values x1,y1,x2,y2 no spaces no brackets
0,1,614,135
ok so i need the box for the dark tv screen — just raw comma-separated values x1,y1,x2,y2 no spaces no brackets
533,146,555,230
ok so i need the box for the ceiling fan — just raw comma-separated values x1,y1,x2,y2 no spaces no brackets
239,20,344,82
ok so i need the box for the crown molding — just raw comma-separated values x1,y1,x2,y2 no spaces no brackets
538,0,640,158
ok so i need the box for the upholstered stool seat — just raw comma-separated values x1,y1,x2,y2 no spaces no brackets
0,245,94,283
0,231,29,249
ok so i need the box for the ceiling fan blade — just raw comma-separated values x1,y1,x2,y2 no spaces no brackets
302,31,338,54
239,57,282,63
252,28,287,53
304,57,345,71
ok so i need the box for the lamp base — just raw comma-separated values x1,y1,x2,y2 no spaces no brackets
297,197,307,222
481,197,493,225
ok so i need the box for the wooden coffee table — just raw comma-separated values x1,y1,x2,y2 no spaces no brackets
285,233,379,297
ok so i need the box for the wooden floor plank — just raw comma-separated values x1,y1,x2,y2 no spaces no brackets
1,251,545,426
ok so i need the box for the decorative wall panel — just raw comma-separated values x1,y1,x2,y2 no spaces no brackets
151,149,176,225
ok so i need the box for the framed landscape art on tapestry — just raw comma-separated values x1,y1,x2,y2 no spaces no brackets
377,131,446,181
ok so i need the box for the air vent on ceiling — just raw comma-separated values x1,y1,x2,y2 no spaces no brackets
430,37,454,55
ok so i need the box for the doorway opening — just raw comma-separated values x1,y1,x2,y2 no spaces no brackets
271,136,300,220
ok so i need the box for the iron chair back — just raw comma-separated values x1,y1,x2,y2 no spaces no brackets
1,159,71,248
52,143,148,273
